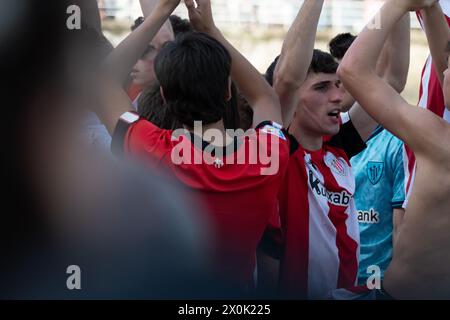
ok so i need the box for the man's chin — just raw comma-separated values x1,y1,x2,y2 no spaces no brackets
323,126,340,137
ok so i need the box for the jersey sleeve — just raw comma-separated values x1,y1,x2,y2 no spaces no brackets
327,120,366,158
390,140,406,208
111,111,171,161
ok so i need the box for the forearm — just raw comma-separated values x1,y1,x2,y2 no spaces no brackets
103,1,176,85
341,2,410,82
392,208,405,250
379,13,410,93
140,0,159,17
421,3,450,86
208,28,282,125
274,0,324,122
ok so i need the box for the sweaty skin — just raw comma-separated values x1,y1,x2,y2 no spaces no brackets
338,0,450,299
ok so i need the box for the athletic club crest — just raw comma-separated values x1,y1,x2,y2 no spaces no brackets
367,161,384,185
324,153,348,176
213,157,224,169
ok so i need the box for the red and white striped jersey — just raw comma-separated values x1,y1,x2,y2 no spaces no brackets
403,7,450,207
277,121,366,299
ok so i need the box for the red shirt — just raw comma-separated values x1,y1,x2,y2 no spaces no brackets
264,121,366,298
112,113,289,288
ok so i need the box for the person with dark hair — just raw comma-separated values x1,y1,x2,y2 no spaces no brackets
329,33,357,62
137,82,182,130
2,0,214,299
128,1,174,102
169,14,193,35
328,33,358,111
97,0,289,292
261,0,408,299
260,1,365,299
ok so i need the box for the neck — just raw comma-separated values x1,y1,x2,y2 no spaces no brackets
185,119,233,147
289,124,323,151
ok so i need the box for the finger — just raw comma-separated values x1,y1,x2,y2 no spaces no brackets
196,0,212,13
184,0,196,10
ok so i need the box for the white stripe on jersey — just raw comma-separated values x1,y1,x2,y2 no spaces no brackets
303,152,359,298
418,56,433,109
305,154,340,299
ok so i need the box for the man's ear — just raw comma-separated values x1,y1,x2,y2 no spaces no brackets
225,77,232,102
160,86,167,104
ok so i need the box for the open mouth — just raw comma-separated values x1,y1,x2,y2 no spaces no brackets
328,111,340,118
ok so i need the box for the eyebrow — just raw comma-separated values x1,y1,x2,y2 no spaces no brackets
446,41,450,53
313,81,331,87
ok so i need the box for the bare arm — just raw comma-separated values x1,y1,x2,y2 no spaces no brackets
97,1,180,135
420,2,450,86
338,0,446,158
140,0,159,16
102,0,174,86
349,11,411,142
140,0,174,33
273,0,324,127
186,0,282,126
393,208,405,248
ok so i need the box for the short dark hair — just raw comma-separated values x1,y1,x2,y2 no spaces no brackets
264,56,280,87
264,49,337,86
138,81,247,131
328,33,356,60
138,82,183,130
169,15,193,36
310,49,339,74
131,17,145,31
154,32,232,127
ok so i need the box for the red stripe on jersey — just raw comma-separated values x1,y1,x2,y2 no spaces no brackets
323,174,359,289
278,161,310,297
278,144,359,298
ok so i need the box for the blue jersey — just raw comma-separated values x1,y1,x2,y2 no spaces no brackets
350,126,405,284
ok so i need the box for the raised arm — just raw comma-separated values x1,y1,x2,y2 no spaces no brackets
140,0,174,33
273,0,324,126
185,0,282,126
338,0,445,157
140,0,159,16
419,2,450,86
97,0,180,135
102,0,174,86
349,10,411,142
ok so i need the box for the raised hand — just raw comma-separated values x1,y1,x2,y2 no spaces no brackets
184,0,216,34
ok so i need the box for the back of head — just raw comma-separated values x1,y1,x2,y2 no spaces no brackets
154,32,232,127
328,33,356,61
138,82,183,130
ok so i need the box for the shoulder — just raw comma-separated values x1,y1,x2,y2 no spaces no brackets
112,111,173,158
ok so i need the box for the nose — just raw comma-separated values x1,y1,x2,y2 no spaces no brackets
329,84,344,104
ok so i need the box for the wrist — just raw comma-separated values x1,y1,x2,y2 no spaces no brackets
206,26,221,37
154,1,177,17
